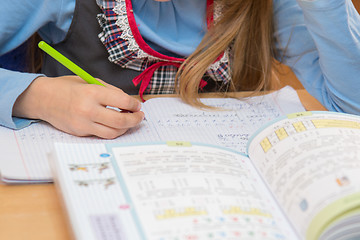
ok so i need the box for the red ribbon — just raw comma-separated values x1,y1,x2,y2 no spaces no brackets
133,61,207,102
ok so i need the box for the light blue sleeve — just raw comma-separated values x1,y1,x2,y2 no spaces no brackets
274,0,360,114
0,0,75,129
0,69,43,129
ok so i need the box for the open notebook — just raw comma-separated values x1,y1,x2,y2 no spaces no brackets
50,111,360,240
0,86,305,183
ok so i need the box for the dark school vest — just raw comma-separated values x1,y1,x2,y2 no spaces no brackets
41,0,141,94
41,0,221,95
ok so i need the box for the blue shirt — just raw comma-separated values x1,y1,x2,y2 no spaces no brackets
133,0,207,58
1,0,360,130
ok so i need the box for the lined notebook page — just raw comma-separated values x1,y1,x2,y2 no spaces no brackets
144,86,305,152
0,120,158,182
0,86,305,182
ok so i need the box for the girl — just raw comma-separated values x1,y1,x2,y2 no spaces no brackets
1,0,360,139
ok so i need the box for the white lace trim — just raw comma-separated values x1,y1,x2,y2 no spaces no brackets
209,49,230,72
208,2,231,80
113,0,164,62
113,1,136,52
213,0,223,24
112,0,230,78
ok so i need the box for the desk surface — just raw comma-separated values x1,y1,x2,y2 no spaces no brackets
0,89,326,240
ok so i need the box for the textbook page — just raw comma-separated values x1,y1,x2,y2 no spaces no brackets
247,112,360,239
0,86,304,182
51,142,299,240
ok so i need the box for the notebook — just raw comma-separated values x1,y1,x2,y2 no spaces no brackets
0,86,305,183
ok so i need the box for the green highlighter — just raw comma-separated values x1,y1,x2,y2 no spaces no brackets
38,41,105,86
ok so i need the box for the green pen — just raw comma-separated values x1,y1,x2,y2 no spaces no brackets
38,41,105,86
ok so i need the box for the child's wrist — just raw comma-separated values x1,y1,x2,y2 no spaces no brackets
13,76,51,120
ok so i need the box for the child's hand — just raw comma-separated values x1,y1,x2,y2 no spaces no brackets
13,76,145,139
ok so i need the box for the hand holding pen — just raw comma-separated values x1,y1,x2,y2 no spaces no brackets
12,41,144,139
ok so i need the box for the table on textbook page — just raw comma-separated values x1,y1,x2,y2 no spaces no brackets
0,89,326,240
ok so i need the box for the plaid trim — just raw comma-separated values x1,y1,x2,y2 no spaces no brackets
97,0,231,95
149,65,178,94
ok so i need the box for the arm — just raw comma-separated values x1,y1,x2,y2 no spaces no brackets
0,0,74,54
13,76,144,139
273,0,360,114
0,0,74,129
0,69,43,129
1,0,144,138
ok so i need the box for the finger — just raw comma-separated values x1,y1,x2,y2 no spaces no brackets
96,87,142,112
84,79,142,112
89,122,129,139
49,109,141,139
90,106,145,129
95,78,111,87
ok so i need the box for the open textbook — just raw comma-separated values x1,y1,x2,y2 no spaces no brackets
50,111,360,240
0,86,305,183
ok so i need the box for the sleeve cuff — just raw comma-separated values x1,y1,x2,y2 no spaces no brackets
12,117,40,129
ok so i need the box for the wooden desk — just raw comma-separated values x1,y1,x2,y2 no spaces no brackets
0,89,326,240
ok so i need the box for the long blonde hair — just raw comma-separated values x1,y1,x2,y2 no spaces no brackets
176,0,276,107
